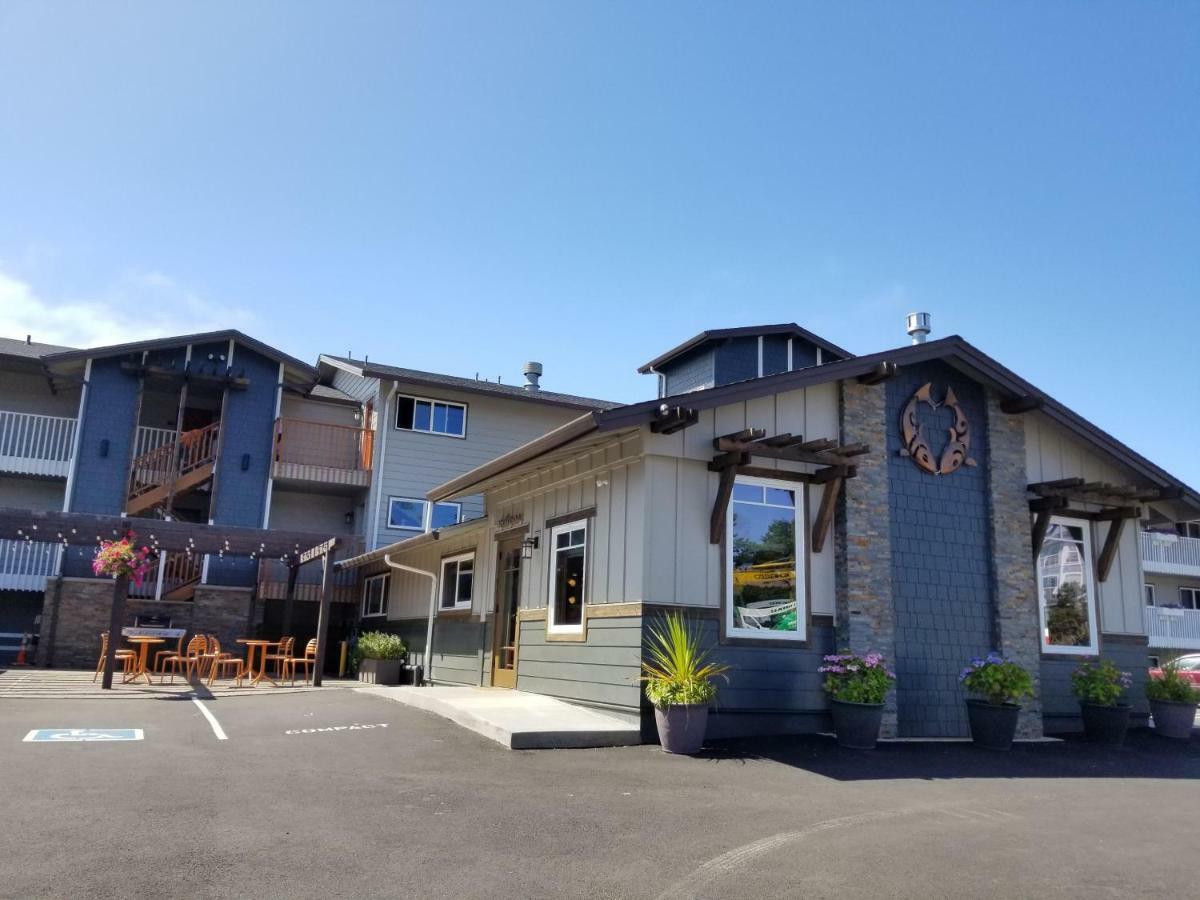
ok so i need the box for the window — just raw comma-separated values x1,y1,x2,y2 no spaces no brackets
1179,587,1200,611
439,553,474,612
727,477,805,641
387,498,462,532
1177,521,1200,540
361,573,389,618
548,520,587,633
395,394,466,438
1145,584,1157,607
1036,517,1098,654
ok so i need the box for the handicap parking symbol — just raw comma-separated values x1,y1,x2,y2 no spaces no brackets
23,728,144,743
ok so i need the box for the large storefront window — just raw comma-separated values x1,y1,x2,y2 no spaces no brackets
548,521,586,634
1037,518,1098,654
727,477,805,641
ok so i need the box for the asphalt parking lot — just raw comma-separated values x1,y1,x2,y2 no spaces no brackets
2,688,1197,899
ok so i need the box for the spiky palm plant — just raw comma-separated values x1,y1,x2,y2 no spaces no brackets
641,612,729,709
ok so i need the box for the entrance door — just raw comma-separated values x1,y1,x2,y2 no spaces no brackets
490,537,523,689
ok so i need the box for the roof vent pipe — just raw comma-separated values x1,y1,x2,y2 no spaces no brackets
523,361,543,391
906,312,931,345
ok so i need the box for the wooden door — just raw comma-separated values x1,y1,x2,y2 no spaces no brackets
490,537,523,689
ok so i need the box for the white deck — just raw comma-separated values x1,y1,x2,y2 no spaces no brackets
358,685,641,749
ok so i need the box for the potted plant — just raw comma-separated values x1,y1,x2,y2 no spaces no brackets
958,652,1034,750
819,651,896,750
1146,661,1199,740
1071,658,1133,746
92,531,154,588
355,631,407,685
641,612,729,754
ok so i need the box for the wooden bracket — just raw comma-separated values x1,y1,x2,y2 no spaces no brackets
710,463,738,545
651,406,700,435
856,362,897,386
1000,395,1042,415
811,474,843,553
1096,516,1128,583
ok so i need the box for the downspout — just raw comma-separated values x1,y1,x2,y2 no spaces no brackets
369,383,398,550
383,553,437,686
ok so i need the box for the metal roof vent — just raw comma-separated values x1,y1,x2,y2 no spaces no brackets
523,361,543,392
906,312,931,345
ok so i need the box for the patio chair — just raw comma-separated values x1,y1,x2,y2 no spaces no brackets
207,649,246,688
93,633,137,683
281,639,318,685
153,633,187,674
197,636,236,679
163,635,208,683
264,637,294,677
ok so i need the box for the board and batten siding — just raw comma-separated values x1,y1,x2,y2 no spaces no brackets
1024,415,1146,636
279,395,361,428
638,382,839,615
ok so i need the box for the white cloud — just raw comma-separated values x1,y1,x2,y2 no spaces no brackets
0,266,255,348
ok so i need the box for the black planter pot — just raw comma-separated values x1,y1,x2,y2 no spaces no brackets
1150,699,1197,740
1079,702,1131,746
654,703,710,755
830,699,885,750
966,699,1021,751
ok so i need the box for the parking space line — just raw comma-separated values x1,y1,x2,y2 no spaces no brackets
192,697,228,741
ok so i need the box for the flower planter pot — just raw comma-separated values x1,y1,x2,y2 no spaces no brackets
654,703,709,754
1079,702,1131,746
358,658,403,686
1150,699,1197,740
830,699,885,750
965,699,1021,751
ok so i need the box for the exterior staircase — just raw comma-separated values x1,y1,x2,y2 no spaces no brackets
127,422,220,515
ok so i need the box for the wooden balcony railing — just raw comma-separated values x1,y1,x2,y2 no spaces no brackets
0,410,77,477
129,551,203,601
273,417,374,473
127,422,221,513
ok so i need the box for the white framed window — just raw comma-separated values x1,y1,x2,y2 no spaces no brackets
1179,587,1200,611
395,394,466,438
547,520,587,634
439,553,475,612
1177,521,1200,540
726,476,806,641
1036,516,1098,654
1145,584,1156,607
386,497,462,532
361,573,389,618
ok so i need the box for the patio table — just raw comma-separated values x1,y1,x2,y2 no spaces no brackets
123,636,164,686
237,639,280,687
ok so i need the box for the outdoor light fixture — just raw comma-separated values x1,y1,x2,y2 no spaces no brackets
344,511,354,527
241,453,251,471
99,439,109,457
521,534,540,560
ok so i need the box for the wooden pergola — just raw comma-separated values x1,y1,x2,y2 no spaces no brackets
0,508,345,689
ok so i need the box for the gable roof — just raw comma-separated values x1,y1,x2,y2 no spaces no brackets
320,355,617,412
431,335,1200,507
637,323,854,374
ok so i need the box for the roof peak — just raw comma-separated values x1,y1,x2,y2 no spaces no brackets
638,323,853,374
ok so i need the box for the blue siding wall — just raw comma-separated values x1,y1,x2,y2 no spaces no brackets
886,360,994,737
662,347,715,397
713,336,759,384
761,334,789,376
789,338,819,369
70,358,139,515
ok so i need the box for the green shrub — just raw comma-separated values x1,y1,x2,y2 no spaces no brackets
641,612,729,710
356,631,407,662
1146,662,1200,704
959,653,1034,706
1071,658,1132,707
819,652,895,705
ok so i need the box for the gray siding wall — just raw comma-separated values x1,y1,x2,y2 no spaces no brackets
268,490,357,534
1040,637,1151,732
0,369,80,417
377,617,485,687
0,474,66,510
517,615,642,719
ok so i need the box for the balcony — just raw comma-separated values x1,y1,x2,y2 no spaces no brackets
0,539,61,592
1145,606,1200,651
0,410,77,478
1140,531,1200,577
271,418,373,492
256,554,362,606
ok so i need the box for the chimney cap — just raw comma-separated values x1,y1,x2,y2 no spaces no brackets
905,312,931,345
523,361,543,392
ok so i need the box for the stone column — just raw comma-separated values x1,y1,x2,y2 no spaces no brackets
984,391,1043,738
836,380,897,736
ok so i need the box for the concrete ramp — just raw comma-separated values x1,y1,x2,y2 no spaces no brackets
358,685,641,749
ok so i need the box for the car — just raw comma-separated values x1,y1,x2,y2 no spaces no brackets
1149,653,1200,686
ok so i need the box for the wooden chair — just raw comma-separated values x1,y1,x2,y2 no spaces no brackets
264,637,294,677
282,639,318,685
163,635,208,684
93,633,136,682
153,633,187,674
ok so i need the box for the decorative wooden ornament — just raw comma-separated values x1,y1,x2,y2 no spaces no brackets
900,382,976,475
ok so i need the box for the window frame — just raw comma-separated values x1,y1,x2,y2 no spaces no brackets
1036,515,1099,656
439,552,475,614
394,393,468,439
1179,587,1200,611
430,500,463,531
361,573,389,618
725,474,808,643
386,497,463,533
547,519,588,636
1145,583,1156,607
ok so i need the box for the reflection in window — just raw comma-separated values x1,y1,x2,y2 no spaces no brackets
729,478,804,640
1037,519,1097,652
549,522,586,632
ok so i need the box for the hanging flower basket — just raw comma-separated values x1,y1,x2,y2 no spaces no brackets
92,532,153,588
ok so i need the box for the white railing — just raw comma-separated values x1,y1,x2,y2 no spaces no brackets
0,410,77,477
1140,531,1200,575
0,539,61,591
1145,606,1200,651
134,426,175,460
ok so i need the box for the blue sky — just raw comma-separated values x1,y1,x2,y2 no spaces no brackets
0,2,1196,485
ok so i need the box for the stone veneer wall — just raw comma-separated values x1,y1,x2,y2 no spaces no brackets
984,390,1044,738
36,578,257,668
836,380,897,736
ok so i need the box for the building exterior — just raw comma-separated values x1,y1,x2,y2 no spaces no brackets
340,325,1200,740
1140,519,1200,663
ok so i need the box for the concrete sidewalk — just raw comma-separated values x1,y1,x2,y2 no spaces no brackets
359,685,641,749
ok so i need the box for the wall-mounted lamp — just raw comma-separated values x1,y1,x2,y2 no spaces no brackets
344,511,355,528
240,453,251,471
520,534,540,560
99,439,109,458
